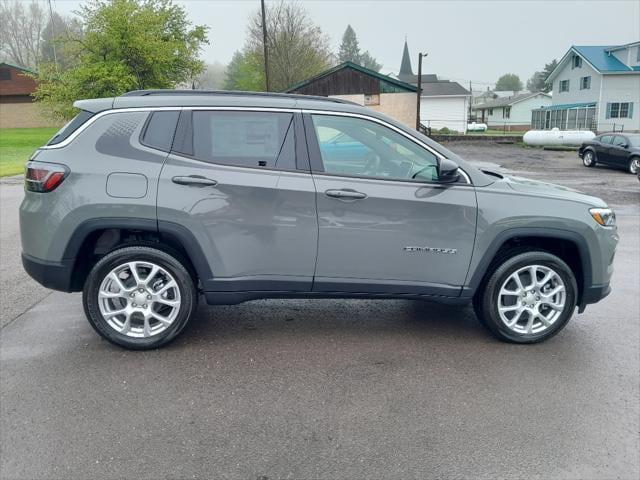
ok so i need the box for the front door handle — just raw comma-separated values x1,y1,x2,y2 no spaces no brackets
172,175,218,187
324,189,367,200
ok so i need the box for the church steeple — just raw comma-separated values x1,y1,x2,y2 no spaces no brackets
399,39,413,77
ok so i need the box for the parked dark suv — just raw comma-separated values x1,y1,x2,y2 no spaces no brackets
20,90,618,349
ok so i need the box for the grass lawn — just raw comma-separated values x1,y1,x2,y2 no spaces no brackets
0,127,58,177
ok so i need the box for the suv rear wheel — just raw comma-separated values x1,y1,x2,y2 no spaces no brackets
83,246,197,350
474,251,578,343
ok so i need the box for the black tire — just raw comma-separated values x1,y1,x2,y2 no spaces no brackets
473,250,578,344
582,149,596,167
83,246,197,350
628,156,640,175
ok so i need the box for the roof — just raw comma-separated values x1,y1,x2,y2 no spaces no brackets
536,102,597,111
547,43,640,81
605,41,640,52
472,92,550,109
284,61,417,93
0,61,37,75
420,80,470,97
399,40,414,77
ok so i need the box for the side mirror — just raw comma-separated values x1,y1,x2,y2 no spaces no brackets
438,158,461,183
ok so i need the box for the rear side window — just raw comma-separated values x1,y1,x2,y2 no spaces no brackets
599,135,613,144
47,110,94,145
141,111,180,152
184,111,295,170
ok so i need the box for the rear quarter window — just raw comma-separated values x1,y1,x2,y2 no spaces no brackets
47,110,94,145
140,111,180,152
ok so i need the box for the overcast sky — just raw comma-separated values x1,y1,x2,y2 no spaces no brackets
51,0,640,88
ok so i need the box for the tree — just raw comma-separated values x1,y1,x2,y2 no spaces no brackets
0,0,47,69
40,12,84,70
337,24,381,71
527,59,558,93
34,0,209,119
192,61,227,90
495,73,523,92
226,0,332,92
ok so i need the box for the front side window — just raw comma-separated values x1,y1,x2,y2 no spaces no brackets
188,111,295,170
612,136,627,147
311,114,439,182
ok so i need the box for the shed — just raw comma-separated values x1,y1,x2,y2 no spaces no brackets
285,62,418,127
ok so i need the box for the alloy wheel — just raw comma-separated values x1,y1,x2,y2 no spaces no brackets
497,264,566,335
97,261,181,338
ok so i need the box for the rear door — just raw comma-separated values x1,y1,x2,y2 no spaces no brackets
305,112,477,297
597,135,614,163
157,108,317,293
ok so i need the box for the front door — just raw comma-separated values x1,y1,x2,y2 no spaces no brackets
609,135,630,169
157,109,317,293
305,113,477,297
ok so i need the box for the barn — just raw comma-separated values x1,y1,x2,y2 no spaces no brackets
285,61,418,128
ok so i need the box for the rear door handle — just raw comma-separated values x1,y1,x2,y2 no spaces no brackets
172,175,218,187
324,189,367,200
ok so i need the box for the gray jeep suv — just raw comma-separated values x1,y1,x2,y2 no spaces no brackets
20,90,618,349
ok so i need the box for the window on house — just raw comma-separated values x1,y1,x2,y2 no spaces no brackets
504,106,511,119
489,108,493,115
573,55,582,68
0,68,11,81
364,94,380,106
607,102,634,119
559,80,570,92
580,76,591,90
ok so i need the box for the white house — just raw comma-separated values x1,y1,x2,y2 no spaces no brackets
397,41,471,132
532,41,640,132
472,92,552,130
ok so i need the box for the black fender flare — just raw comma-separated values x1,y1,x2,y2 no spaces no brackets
462,227,592,300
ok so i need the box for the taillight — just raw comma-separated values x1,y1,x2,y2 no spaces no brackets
25,161,69,193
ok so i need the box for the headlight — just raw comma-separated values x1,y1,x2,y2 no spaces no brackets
590,208,616,227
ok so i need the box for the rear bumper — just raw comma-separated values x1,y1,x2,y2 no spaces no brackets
22,253,75,292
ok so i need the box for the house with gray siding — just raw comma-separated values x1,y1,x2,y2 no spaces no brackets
472,92,552,130
532,41,640,132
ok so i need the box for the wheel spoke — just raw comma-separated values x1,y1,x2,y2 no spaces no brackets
151,312,172,326
536,312,551,327
499,305,520,313
120,313,132,334
528,266,538,288
500,288,520,296
155,297,180,307
525,314,535,334
543,285,565,298
537,271,554,287
145,265,160,286
99,290,125,299
128,262,142,284
109,272,128,293
156,280,177,296
143,316,151,337
512,273,525,292
104,307,127,318
505,309,523,327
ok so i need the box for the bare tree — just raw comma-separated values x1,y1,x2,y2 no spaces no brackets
0,0,47,69
246,1,333,91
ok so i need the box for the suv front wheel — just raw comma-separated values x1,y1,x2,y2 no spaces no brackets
83,246,197,350
474,251,578,343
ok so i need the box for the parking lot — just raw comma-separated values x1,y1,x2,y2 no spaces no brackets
1,143,639,479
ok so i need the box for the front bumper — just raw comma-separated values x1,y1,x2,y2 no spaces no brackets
22,253,75,292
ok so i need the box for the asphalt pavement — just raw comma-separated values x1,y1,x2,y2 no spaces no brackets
1,144,639,479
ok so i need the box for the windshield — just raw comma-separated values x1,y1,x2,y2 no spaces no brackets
47,110,94,146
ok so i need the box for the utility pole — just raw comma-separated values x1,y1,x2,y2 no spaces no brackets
261,0,271,91
416,52,427,131
47,0,58,70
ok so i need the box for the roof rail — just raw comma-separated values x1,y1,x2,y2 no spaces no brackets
120,89,359,105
